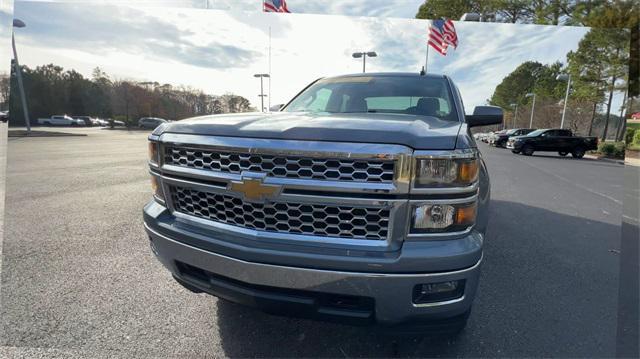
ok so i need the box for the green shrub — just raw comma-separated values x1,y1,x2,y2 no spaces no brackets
625,128,636,144
634,130,640,145
598,141,626,158
613,141,626,158
598,142,616,156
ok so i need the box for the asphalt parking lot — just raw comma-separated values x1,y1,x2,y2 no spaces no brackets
0,127,624,357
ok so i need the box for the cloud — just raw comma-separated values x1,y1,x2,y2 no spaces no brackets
13,2,259,69
12,3,610,112
210,0,424,18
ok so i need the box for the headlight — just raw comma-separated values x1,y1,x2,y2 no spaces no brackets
411,201,477,233
413,152,479,188
148,141,159,165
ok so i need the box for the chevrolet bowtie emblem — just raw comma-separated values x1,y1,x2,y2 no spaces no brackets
229,176,281,202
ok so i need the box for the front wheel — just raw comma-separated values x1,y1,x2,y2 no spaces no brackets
511,150,520,154
521,145,534,156
571,147,585,159
558,151,568,156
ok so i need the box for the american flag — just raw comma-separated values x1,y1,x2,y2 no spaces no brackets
428,19,458,55
263,0,290,13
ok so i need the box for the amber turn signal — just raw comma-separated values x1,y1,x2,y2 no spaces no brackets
455,203,477,227
148,142,159,164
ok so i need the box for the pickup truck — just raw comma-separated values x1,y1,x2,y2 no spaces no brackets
507,128,597,158
144,72,502,332
491,128,535,148
37,115,84,126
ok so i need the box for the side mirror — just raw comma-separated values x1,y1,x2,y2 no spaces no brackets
269,104,284,112
465,106,503,127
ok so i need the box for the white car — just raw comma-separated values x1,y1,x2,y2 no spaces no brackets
94,118,110,126
37,115,84,126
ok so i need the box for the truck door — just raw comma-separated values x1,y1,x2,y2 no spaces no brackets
538,130,556,150
556,129,572,151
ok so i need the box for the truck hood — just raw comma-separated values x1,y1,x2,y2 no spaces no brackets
159,112,462,150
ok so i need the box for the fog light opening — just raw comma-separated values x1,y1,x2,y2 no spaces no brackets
412,280,465,304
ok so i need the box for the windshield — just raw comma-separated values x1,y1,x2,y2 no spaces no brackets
282,75,458,121
506,129,519,135
526,129,546,137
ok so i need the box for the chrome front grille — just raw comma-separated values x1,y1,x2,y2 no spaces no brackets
170,185,391,240
164,146,395,183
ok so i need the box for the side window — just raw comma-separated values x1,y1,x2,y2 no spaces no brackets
559,130,571,137
307,88,332,111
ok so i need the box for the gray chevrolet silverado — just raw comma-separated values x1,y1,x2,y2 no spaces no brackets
144,72,502,332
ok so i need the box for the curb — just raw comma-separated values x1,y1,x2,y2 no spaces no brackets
8,130,87,138
583,154,625,165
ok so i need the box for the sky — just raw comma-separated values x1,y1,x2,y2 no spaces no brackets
20,0,427,18
0,0,14,75
10,1,625,114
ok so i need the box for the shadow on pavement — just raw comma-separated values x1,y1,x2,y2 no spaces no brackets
215,200,621,358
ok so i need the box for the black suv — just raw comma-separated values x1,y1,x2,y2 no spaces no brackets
492,128,535,148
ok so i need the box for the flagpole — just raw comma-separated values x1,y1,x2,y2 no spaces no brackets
268,26,272,110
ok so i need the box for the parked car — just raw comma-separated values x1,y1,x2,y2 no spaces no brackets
144,72,503,332
138,117,168,129
93,118,110,126
488,130,506,146
507,128,597,158
0,110,8,123
73,116,96,126
105,118,126,127
492,128,535,148
37,115,85,126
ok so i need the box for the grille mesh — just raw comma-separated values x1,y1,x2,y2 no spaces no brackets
171,186,390,240
164,146,395,183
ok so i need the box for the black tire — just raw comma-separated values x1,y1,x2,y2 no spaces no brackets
571,147,585,158
558,151,568,156
511,150,520,154
522,145,534,156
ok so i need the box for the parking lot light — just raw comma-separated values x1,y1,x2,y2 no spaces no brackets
556,73,571,129
525,93,536,128
254,74,270,112
12,18,30,132
352,51,377,73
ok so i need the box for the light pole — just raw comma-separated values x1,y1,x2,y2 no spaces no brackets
254,73,270,112
12,18,30,132
352,51,377,73
510,103,518,129
525,93,536,129
556,73,571,129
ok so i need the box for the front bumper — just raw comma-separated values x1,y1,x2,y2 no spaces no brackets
144,202,483,326
507,141,520,150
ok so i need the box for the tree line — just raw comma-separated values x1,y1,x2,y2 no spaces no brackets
416,0,639,100
487,26,629,140
3,64,254,126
